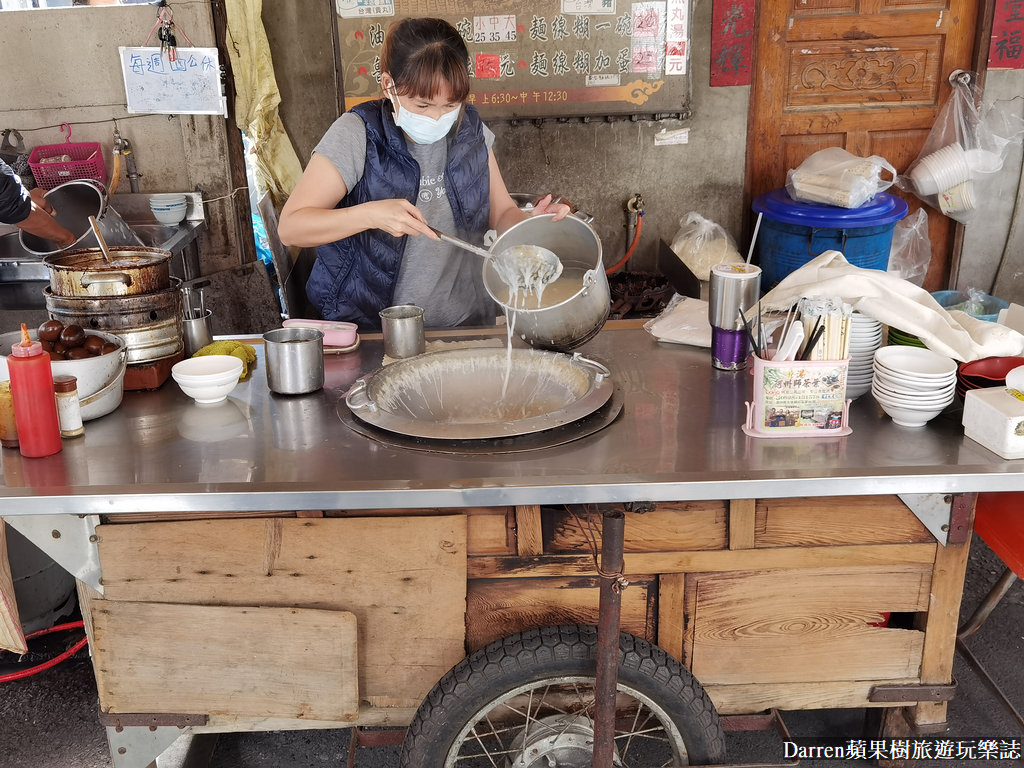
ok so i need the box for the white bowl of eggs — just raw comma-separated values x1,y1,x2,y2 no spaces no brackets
0,323,127,421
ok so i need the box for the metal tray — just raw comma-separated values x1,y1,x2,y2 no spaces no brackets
345,347,614,440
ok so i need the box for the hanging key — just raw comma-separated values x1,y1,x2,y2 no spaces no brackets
166,28,178,63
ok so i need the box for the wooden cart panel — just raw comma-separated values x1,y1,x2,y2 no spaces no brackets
96,515,466,710
90,601,359,721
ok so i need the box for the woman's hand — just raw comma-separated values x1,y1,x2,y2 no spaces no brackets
365,199,439,239
530,194,572,221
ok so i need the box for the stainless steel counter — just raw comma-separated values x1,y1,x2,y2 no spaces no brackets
1,325,1022,517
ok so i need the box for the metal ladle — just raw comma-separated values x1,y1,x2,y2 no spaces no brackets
88,215,112,264
428,226,563,288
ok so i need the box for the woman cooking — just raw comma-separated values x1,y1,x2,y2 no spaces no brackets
277,16,568,329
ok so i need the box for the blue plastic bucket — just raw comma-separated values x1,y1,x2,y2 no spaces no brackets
752,189,909,290
931,290,1008,322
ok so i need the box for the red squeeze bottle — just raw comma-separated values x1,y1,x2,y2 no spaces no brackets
8,323,62,458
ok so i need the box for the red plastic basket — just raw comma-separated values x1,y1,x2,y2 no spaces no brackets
28,123,106,190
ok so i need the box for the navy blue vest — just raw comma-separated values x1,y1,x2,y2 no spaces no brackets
307,100,491,328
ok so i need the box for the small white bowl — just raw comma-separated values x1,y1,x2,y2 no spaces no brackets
874,395,951,427
872,382,955,407
171,354,243,404
150,193,187,205
152,206,187,225
873,368,955,393
874,346,958,378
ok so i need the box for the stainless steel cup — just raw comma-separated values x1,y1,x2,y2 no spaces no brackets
182,309,213,358
380,305,425,359
263,327,325,395
708,264,761,371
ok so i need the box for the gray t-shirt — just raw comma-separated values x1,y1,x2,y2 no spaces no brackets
314,112,497,328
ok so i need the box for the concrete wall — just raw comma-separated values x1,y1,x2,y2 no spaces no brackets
491,0,748,274
0,5,240,275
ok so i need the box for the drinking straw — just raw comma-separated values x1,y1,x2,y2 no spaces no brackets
746,212,763,264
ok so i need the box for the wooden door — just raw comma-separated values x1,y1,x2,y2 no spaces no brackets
745,0,982,289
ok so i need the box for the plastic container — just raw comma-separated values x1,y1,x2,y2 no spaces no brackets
743,355,851,438
8,328,62,458
963,387,1024,459
930,290,1009,323
752,189,909,290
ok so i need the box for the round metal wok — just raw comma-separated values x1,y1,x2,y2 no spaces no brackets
345,348,614,440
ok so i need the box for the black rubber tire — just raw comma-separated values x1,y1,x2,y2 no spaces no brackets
400,624,726,767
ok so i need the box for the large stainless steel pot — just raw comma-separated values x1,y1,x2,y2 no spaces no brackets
19,179,143,256
346,347,613,440
43,246,171,298
43,280,183,364
484,214,610,351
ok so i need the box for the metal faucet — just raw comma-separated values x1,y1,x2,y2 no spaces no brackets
112,127,142,194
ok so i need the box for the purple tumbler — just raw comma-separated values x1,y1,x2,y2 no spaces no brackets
708,264,761,370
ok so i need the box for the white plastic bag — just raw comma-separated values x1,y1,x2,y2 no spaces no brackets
899,72,1024,225
669,212,742,281
786,147,896,208
887,208,931,286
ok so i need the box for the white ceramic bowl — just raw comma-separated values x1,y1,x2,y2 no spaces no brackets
0,329,127,421
874,346,958,378
872,368,955,393
171,354,243,404
150,193,187,206
151,206,186,225
872,381,956,406
875,399,948,427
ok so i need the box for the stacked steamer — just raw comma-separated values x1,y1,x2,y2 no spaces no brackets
20,181,183,390
871,346,957,427
40,249,183,390
845,312,883,399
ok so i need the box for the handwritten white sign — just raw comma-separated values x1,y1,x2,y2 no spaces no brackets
119,47,226,117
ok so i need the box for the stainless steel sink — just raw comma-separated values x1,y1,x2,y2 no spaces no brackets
0,192,207,311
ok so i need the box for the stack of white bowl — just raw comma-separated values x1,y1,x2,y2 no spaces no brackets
149,193,188,225
872,346,957,427
846,312,883,399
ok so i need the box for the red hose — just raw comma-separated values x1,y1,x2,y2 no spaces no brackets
606,212,643,274
0,620,88,682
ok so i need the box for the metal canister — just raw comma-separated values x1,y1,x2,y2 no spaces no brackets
708,264,761,371
263,327,325,395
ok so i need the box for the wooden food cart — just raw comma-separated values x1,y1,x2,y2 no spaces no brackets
2,324,1022,767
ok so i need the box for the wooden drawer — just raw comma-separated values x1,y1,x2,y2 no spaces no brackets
753,496,934,548
683,564,931,685
544,502,727,553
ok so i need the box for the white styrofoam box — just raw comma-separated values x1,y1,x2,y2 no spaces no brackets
962,387,1024,459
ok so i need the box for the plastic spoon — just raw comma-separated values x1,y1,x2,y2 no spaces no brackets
427,226,563,288
773,321,805,362
88,215,112,264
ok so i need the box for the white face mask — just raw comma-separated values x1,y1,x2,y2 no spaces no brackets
388,91,461,145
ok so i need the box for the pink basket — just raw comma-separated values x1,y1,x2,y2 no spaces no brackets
28,123,106,190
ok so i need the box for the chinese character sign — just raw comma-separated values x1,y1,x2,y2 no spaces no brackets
336,0,691,119
710,0,754,86
989,0,1024,69
118,46,226,116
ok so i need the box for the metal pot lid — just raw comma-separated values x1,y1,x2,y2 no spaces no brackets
345,347,614,440
43,246,171,271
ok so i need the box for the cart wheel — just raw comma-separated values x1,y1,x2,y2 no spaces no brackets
400,624,726,767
